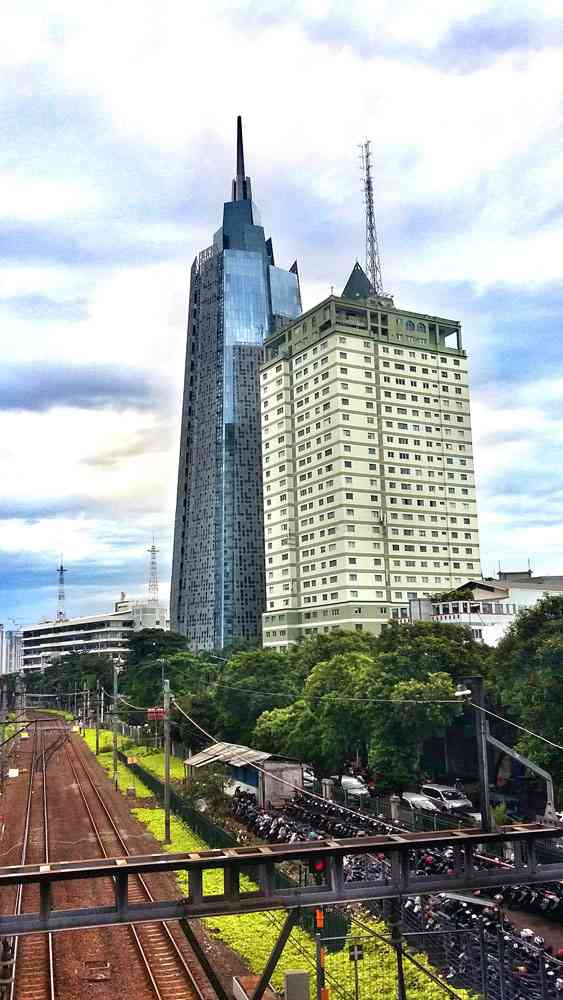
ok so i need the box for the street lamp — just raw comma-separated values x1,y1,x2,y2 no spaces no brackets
455,679,491,833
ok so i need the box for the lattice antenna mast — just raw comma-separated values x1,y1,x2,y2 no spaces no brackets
360,140,384,296
56,555,66,622
147,540,159,605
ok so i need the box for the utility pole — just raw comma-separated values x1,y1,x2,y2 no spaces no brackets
163,678,171,844
95,678,100,755
388,899,407,1000
112,660,119,792
461,677,491,833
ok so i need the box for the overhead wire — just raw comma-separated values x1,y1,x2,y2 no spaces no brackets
172,699,396,830
469,702,563,753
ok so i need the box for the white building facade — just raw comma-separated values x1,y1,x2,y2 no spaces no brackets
22,598,168,671
431,574,563,646
260,272,481,648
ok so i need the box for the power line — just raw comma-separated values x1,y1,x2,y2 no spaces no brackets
172,699,388,829
470,702,563,753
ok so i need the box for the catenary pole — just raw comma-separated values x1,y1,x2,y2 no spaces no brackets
163,678,171,844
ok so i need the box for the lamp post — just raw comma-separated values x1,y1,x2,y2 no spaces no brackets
156,658,172,844
455,678,491,833
163,678,171,844
112,656,124,792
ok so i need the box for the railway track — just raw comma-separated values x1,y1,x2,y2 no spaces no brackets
10,721,57,1000
64,735,206,1000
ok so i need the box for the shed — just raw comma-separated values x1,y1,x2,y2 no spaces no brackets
185,741,304,807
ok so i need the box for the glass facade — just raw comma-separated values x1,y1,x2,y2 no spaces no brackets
269,265,300,321
224,251,270,350
171,120,301,650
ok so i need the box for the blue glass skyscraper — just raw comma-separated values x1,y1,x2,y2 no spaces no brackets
171,118,301,649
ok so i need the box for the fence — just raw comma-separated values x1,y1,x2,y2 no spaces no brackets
400,897,563,1000
320,916,472,1000
116,750,349,945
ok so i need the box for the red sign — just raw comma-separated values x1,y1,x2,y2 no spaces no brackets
147,707,165,721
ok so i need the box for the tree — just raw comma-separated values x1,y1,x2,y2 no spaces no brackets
367,673,461,792
127,628,187,666
253,637,463,789
374,620,489,681
254,701,332,775
489,595,563,794
213,649,301,745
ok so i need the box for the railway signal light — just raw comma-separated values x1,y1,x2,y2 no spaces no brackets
309,857,327,883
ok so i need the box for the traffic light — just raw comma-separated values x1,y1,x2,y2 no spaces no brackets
308,856,327,883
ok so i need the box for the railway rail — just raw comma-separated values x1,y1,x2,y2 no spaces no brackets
63,734,206,1000
9,721,57,1000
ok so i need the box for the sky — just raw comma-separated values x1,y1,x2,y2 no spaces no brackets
1,0,563,626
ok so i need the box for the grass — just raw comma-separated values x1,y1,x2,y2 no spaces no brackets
83,729,470,998
81,728,152,799
83,728,185,781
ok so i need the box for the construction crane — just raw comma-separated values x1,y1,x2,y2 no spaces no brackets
359,140,384,296
56,555,66,622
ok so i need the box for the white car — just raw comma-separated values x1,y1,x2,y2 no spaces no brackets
340,774,370,799
421,783,473,815
402,791,441,814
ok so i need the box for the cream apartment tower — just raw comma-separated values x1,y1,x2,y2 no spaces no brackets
261,264,481,648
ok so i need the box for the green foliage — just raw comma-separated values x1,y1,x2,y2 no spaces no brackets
133,808,468,998
23,653,114,703
213,649,301,745
81,729,153,798
127,628,187,667
254,629,469,789
492,802,508,828
489,595,563,796
60,619,491,794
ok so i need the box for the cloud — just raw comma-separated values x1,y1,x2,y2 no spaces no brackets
2,0,563,623
0,294,88,322
0,364,166,413
82,425,175,467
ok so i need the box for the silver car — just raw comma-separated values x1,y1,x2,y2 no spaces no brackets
420,783,473,815
402,791,441,814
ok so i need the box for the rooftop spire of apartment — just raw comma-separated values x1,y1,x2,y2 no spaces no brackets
342,261,373,301
232,115,252,202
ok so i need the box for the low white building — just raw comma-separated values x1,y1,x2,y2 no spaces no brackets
21,596,169,671
429,571,563,645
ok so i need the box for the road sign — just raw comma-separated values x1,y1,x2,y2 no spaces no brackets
349,944,364,962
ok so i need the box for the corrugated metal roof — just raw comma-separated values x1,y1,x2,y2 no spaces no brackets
185,741,272,768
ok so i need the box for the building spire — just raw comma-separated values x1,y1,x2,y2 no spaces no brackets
232,115,252,202
236,115,245,179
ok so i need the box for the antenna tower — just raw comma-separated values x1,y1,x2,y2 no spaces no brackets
147,540,159,605
56,556,66,622
359,140,384,296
